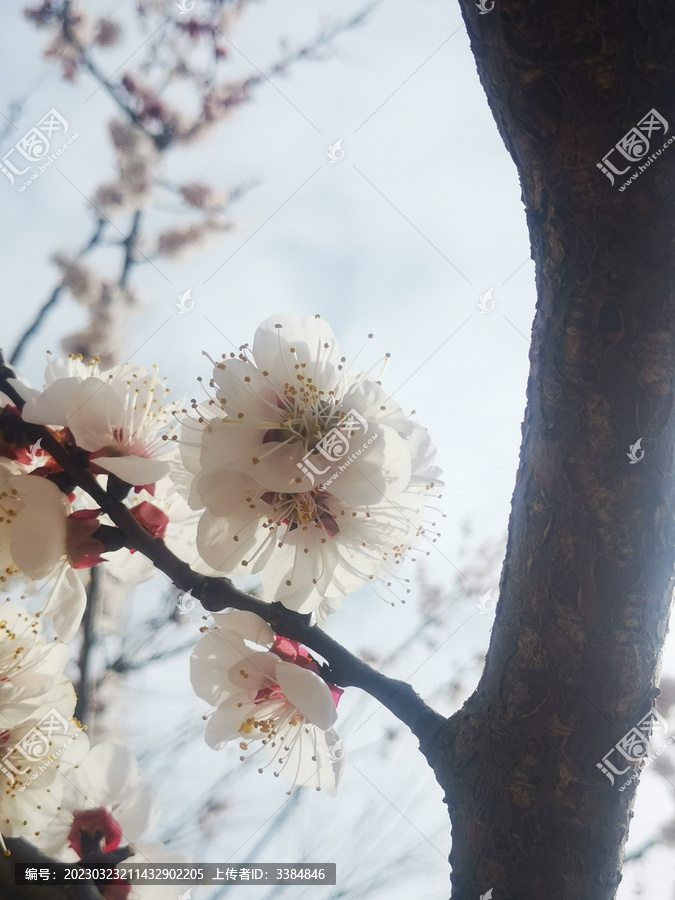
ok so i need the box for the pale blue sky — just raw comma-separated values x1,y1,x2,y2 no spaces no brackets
1,1,672,897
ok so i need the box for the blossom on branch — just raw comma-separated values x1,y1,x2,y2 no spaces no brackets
0,460,104,641
191,611,346,794
0,601,89,844
16,355,178,486
102,472,202,584
179,315,442,614
34,741,159,858
34,740,183,899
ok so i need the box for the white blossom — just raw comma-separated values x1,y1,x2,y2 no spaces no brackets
179,315,441,614
0,603,88,844
0,462,91,641
16,356,178,486
33,741,159,858
191,611,346,794
33,740,186,900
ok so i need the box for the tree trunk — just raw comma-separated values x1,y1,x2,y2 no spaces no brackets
432,3,675,897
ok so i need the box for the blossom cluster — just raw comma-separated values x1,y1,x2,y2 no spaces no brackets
0,314,440,834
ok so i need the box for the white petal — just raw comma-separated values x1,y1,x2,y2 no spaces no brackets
226,650,278,689
95,455,169,485
102,547,155,584
261,527,339,613
45,357,91,383
275,660,337,730
245,439,316,494
211,357,279,422
9,476,68,579
265,724,345,795
199,418,259,477
252,315,343,396
20,377,83,426
195,469,262,518
114,779,160,840
65,379,124,451
204,694,255,748
196,508,269,574
325,424,412,506
45,564,87,642
5,379,41,405
190,630,249,705
210,610,275,646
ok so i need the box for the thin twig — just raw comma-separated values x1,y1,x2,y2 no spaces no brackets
9,218,106,367
74,566,99,726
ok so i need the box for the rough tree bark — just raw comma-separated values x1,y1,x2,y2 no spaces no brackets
431,2,675,898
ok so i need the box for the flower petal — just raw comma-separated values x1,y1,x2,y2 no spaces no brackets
10,476,68,579
20,377,83,426
196,509,270,574
252,315,343,397
260,527,340,614
190,629,247,706
324,425,412,506
95,455,170,485
204,694,254,748
226,650,278,689
209,611,275,647
275,660,337,730
65,379,124,451
45,564,87,642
